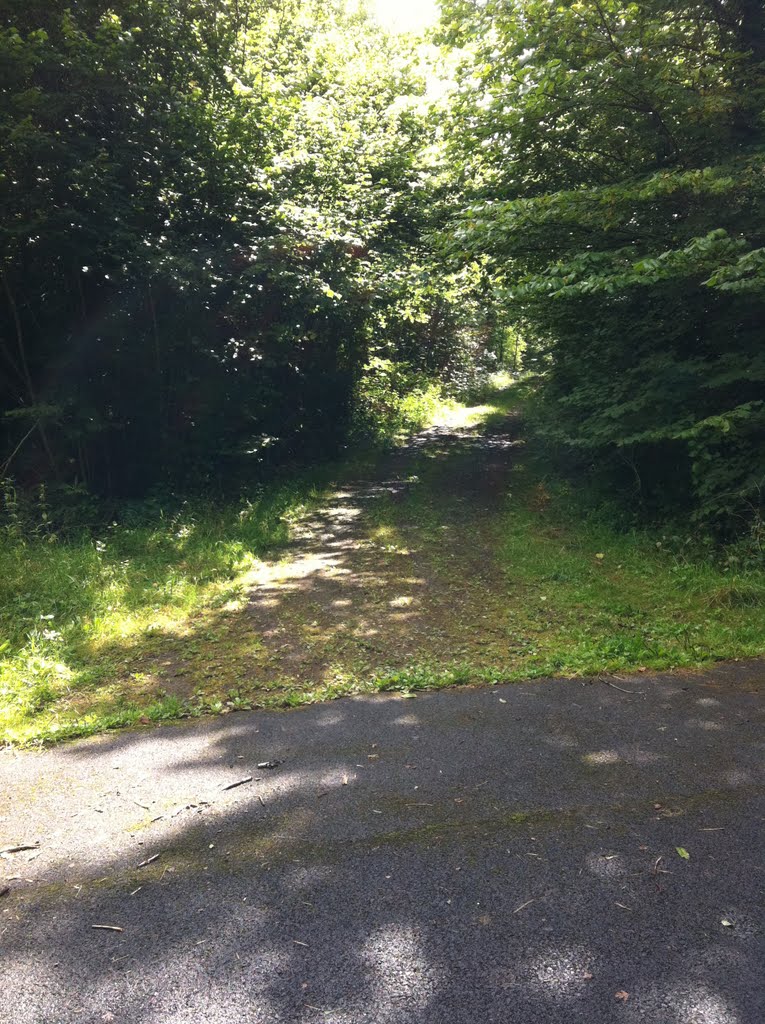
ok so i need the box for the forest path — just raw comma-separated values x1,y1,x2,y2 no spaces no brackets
19,381,758,746
234,413,526,696
2,407,764,1023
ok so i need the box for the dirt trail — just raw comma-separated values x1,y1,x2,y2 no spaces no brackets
240,418,525,689
2,419,764,1024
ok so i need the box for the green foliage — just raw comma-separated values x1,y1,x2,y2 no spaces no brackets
0,1,475,497
351,358,451,443
439,0,765,534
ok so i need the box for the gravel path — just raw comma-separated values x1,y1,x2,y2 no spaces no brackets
1,660,763,1023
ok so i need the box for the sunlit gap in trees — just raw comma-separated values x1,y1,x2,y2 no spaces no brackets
370,0,438,32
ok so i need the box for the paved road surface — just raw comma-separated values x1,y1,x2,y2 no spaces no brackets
1,661,763,1023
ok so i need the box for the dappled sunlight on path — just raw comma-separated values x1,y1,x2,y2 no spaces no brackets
235,420,526,693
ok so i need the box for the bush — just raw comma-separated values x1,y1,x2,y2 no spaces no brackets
350,358,450,444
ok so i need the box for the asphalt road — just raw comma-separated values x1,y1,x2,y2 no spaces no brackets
1,661,764,1023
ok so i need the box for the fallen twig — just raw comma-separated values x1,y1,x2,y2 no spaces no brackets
137,853,161,868
91,924,123,932
222,776,253,791
605,680,644,695
652,856,669,876
0,844,39,855
513,897,537,914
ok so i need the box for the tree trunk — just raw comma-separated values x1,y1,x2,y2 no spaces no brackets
1,270,57,476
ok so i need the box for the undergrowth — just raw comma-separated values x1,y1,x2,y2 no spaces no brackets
350,357,460,444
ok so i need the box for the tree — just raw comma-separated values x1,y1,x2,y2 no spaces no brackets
440,0,765,531
0,1,461,498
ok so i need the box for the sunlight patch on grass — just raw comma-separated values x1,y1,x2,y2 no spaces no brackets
0,475,338,745
435,401,494,430
429,379,517,432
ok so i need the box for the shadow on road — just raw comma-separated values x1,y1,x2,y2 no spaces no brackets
1,660,763,1023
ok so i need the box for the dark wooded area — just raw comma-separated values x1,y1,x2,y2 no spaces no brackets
2,1,761,533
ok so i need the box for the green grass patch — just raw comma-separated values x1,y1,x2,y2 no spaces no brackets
0,472,339,745
494,501,765,677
